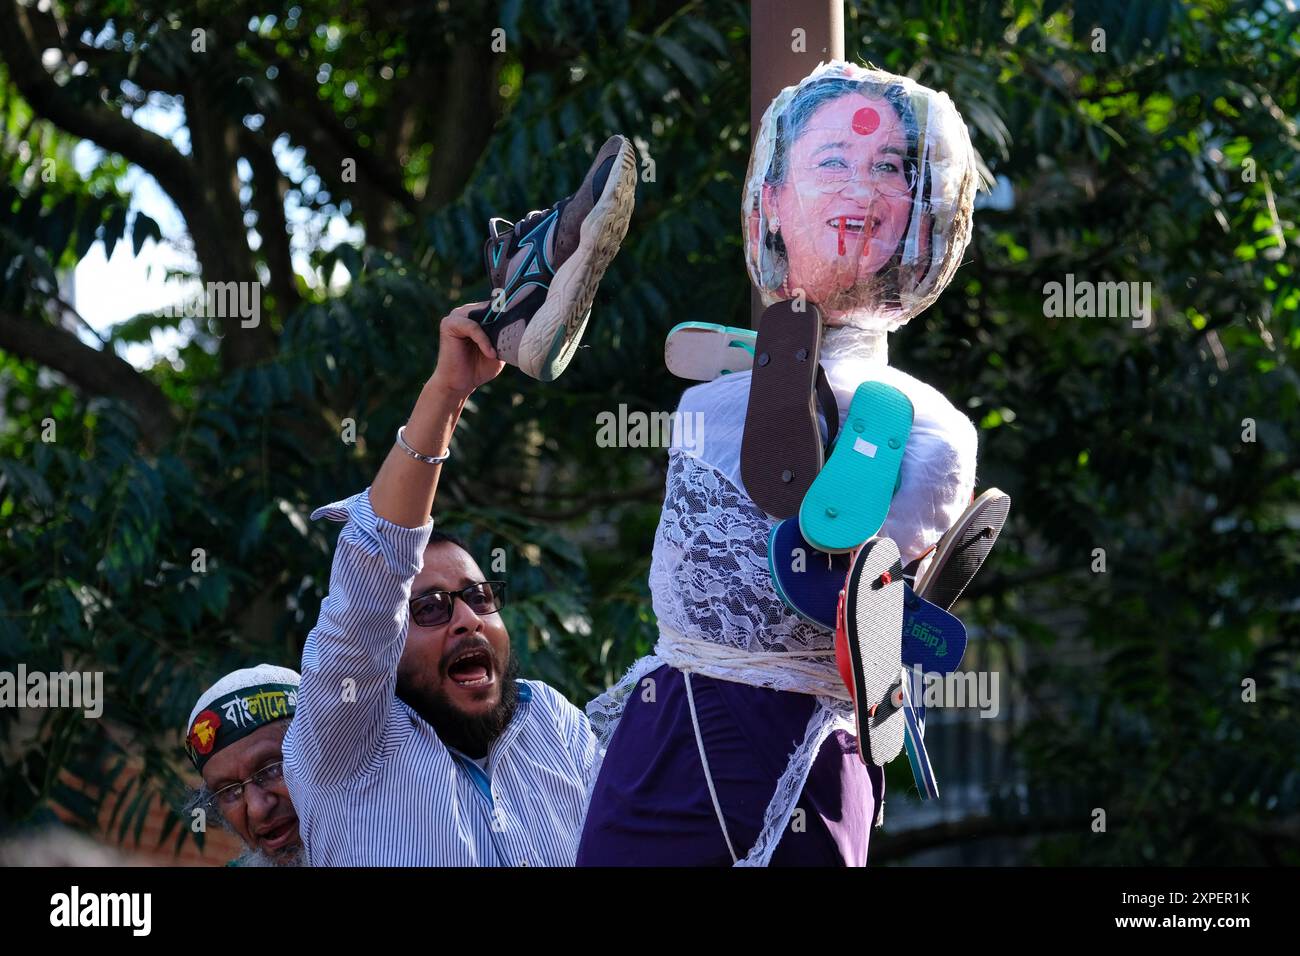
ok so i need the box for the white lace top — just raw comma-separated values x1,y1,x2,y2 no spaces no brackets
653,326,977,652
585,326,978,864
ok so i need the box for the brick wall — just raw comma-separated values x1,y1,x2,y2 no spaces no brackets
53,765,248,866
101,790,247,866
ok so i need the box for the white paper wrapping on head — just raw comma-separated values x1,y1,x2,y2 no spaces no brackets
743,60,981,332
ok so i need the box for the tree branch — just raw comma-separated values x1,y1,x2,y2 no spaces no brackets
233,34,417,252
262,48,417,213
418,41,501,212
239,127,300,319
0,0,275,370
260,77,407,252
0,1,196,215
173,70,277,368
0,310,176,448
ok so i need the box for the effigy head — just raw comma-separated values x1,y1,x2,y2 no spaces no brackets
743,61,980,332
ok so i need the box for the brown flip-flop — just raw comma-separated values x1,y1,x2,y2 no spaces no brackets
740,301,839,519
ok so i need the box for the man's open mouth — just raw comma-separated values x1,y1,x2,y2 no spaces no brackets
257,817,298,850
447,647,495,687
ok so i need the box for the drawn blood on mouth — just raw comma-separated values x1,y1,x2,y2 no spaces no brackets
838,215,847,256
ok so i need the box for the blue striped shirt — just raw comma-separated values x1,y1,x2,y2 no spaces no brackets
283,488,600,866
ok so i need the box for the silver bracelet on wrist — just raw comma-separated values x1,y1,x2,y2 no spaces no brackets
396,426,450,465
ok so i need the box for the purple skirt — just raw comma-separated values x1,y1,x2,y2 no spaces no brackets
577,663,882,866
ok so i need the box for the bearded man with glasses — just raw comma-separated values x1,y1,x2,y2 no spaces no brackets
183,664,305,866
283,303,600,866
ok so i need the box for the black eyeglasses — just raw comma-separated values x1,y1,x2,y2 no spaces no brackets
409,581,507,628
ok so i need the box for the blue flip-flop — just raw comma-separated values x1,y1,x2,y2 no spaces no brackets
799,380,913,553
768,517,851,629
902,584,968,674
898,586,966,800
902,676,939,800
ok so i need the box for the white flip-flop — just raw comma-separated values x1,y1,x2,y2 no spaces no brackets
837,537,907,767
664,321,757,381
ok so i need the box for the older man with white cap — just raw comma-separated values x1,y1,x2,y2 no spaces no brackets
183,664,306,866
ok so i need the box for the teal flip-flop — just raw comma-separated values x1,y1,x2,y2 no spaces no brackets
799,380,914,553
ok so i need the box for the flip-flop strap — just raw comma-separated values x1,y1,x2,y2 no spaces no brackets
903,544,936,587
814,363,839,453
901,672,938,797
880,557,905,585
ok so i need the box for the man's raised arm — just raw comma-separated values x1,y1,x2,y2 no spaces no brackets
284,303,504,791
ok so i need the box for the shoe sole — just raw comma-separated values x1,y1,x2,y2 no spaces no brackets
916,487,1011,611
843,537,906,767
739,301,825,519
799,381,913,552
665,322,757,381
767,516,850,630
516,137,638,381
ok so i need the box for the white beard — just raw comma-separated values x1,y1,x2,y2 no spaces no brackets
236,844,307,867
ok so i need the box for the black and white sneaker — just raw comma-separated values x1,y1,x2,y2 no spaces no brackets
469,134,637,381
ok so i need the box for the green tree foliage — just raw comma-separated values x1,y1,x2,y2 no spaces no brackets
860,0,1300,864
1,0,1296,864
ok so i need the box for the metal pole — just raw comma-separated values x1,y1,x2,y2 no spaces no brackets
750,0,846,325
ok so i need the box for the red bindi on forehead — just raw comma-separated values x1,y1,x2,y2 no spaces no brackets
852,107,880,136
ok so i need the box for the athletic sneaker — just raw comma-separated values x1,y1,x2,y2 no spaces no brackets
469,134,637,381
